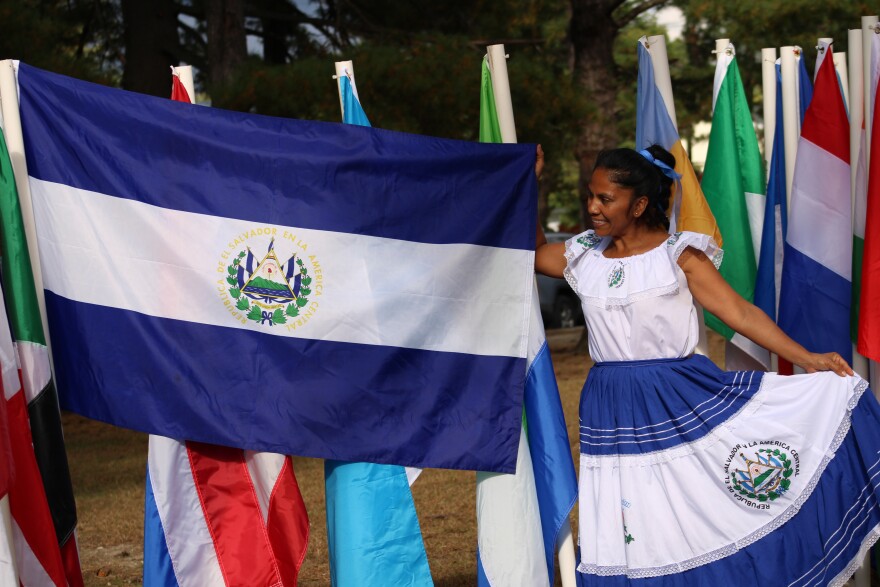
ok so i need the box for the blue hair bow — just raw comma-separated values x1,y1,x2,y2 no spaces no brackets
638,149,683,234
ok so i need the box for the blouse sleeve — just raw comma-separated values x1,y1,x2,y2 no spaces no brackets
666,231,724,270
562,230,602,295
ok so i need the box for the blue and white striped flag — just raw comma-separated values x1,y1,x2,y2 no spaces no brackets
15,62,537,473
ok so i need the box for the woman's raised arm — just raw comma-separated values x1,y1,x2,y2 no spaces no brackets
678,247,852,376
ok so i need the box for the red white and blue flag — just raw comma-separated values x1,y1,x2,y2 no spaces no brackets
778,44,852,362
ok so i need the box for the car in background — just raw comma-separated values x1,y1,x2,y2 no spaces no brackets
537,232,585,329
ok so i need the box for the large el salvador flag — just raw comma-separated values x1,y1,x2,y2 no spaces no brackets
14,63,538,473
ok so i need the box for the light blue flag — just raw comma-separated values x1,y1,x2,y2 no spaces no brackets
324,71,433,587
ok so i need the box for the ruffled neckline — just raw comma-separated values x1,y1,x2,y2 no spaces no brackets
562,230,723,309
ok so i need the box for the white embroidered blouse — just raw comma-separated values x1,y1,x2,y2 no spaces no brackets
563,230,723,363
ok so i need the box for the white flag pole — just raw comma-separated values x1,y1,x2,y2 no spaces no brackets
712,39,731,109
865,17,879,165
761,48,780,372
762,48,778,178
333,60,353,120
173,65,195,103
834,53,850,108
485,43,576,587
646,35,677,129
779,47,800,214
815,38,833,80
849,30,871,382
486,45,517,143
0,60,52,352
850,29,865,211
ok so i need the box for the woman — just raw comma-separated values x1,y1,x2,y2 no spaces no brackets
536,144,880,586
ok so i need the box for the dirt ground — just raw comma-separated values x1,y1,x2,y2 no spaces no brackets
65,328,725,586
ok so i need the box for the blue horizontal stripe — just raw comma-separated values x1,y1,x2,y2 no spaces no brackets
17,63,537,250
577,391,880,587
778,244,852,363
47,292,525,473
579,355,763,456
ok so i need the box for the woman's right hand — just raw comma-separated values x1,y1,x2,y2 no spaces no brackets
799,352,854,377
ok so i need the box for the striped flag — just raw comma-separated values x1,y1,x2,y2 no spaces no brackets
754,64,786,322
635,38,722,243
779,43,852,362
0,113,82,586
17,61,535,471
476,56,578,587
323,67,432,587
143,70,310,587
858,33,880,361
702,43,769,369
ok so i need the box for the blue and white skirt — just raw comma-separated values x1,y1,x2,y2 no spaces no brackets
576,354,880,587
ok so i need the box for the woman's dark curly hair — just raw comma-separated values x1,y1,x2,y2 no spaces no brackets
591,145,676,231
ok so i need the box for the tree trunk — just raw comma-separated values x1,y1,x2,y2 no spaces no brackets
570,0,621,229
120,0,180,97
204,0,247,101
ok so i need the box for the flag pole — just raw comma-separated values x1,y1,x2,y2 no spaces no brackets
779,47,800,214
864,17,879,165
762,48,778,179
847,30,870,383
486,45,517,143
333,60,353,120
834,53,849,108
815,38,833,80
174,65,195,102
485,42,576,587
712,38,731,108
0,61,52,354
646,35,678,129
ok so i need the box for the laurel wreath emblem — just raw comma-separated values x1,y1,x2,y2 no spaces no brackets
730,448,794,502
225,250,312,325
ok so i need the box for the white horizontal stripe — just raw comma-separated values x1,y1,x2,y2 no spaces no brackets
244,451,286,522
148,436,224,587
0,302,20,401
15,342,50,403
30,178,532,358
744,191,764,265
786,139,852,279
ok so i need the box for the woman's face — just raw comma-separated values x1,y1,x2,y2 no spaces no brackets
586,167,647,236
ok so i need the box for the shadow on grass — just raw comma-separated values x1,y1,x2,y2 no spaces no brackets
434,574,475,587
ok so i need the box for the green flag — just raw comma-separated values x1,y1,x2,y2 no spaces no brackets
0,126,79,573
479,57,502,144
701,46,768,367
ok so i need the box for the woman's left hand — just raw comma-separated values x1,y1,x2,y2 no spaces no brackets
535,144,544,180
800,352,854,377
